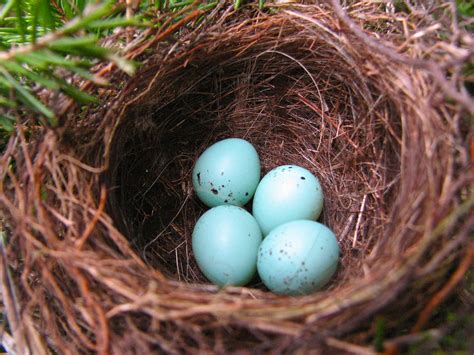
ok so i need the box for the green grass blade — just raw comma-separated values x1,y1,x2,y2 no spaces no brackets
59,81,98,104
14,0,26,42
39,0,57,31
0,0,16,23
457,0,474,16
0,95,17,108
0,114,15,132
0,68,56,124
0,60,59,88
0,76,13,88
87,17,145,29
16,50,91,68
62,1,115,34
14,52,49,69
59,0,75,20
168,0,194,10
61,44,109,58
47,35,97,49
31,0,40,43
76,0,87,13
0,27,22,33
234,0,242,10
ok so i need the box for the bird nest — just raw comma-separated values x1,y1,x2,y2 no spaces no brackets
1,2,472,353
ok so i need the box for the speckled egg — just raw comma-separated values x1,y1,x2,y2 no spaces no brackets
192,205,262,287
192,138,261,207
257,220,339,295
252,165,324,235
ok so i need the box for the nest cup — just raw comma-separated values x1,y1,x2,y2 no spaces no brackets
2,3,472,353
105,12,402,282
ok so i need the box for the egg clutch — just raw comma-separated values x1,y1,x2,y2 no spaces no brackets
191,138,340,296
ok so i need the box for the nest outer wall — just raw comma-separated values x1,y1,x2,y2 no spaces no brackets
1,2,473,353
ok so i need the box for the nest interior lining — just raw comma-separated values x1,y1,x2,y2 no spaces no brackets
105,31,401,286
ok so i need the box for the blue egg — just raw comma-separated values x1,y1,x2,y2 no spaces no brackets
192,205,262,287
257,220,339,295
192,138,261,207
252,165,324,235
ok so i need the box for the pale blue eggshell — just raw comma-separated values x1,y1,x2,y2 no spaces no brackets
257,220,339,295
192,205,262,287
252,165,323,235
192,138,261,207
